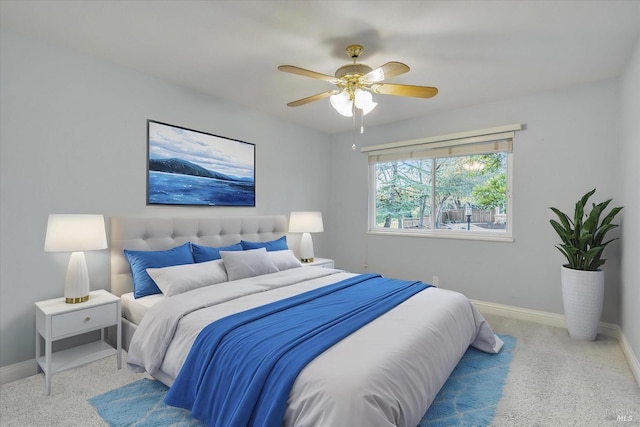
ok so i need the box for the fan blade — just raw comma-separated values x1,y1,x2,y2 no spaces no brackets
371,83,438,98
362,62,410,83
278,65,338,83
286,90,336,107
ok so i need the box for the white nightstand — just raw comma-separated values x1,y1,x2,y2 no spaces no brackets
35,289,121,395
301,257,334,268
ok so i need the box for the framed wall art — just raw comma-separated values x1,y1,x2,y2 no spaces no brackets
147,120,255,206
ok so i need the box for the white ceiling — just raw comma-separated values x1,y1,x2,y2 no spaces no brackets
2,1,639,135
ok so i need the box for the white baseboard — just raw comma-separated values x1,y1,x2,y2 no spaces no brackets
618,331,640,388
0,359,38,386
472,299,640,387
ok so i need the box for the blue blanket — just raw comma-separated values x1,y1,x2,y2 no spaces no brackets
164,273,430,427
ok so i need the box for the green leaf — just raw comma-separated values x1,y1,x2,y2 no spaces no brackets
579,189,597,207
550,208,573,232
550,220,572,243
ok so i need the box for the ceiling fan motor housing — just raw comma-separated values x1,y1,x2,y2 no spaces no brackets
334,63,373,79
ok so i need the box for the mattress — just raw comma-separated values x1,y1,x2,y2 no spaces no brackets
120,292,165,325
127,267,502,427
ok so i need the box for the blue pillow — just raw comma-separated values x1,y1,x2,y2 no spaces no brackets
240,236,288,252
124,243,194,298
191,242,243,263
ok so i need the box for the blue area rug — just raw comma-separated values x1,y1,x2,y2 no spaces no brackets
89,334,515,427
419,334,516,426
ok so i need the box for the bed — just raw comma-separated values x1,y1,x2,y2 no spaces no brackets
111,215,503,427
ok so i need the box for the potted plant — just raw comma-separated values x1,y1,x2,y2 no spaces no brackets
549,189,623,340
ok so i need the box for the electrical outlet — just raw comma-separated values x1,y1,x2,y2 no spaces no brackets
432,275,439,287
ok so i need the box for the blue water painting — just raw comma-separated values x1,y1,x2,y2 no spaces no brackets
147,121,255,206
149,171,255,206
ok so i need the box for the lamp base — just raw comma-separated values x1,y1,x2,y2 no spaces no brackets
66,295,90,304
299,233,315,263
65,252,90,304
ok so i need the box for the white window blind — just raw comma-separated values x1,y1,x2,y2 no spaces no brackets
361,124,521,163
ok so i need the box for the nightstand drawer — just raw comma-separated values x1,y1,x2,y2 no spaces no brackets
51,304,116,339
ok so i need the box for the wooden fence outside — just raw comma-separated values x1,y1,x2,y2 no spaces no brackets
403,209,498,228
441,209,495,223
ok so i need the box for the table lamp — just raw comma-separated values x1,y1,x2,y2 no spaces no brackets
44,214,108,303
289,211,323,263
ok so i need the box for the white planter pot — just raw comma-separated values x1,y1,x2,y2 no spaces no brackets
561,266,604,341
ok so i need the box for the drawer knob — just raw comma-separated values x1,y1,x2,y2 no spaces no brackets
84,316,91,322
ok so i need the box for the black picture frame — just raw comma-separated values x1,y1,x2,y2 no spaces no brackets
147,120,255,206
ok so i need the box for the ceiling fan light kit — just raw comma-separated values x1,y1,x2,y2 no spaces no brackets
278,44,438,133
329,88,377,117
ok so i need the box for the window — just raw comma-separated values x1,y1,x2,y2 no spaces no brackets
363,124,521,241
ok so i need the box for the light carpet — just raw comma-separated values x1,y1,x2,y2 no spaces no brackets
89,335,515,427
3,316,637,426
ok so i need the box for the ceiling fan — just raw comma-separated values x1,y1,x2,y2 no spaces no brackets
278,44,438,120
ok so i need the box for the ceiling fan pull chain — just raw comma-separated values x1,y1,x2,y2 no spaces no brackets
352,101,356,130
352,102,357,150
351,129,357,150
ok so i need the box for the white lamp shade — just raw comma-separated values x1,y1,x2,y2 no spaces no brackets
354,89,377,115
330,91,354,117
289,211,324,233
44,214,107,252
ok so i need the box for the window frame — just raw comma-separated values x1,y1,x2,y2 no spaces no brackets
363,124,521,242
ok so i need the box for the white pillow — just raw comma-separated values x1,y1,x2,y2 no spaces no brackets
268,250,302,271
146,259,228,297
221,248,279,281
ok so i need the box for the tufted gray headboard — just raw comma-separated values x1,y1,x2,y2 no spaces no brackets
110,216,288,297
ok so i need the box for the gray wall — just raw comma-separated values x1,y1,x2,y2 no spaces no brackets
620,39,640,367
0,29,331,367
328,79,625,325
1,26,638,371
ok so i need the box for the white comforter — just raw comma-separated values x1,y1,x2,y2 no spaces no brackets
127,267,503,427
